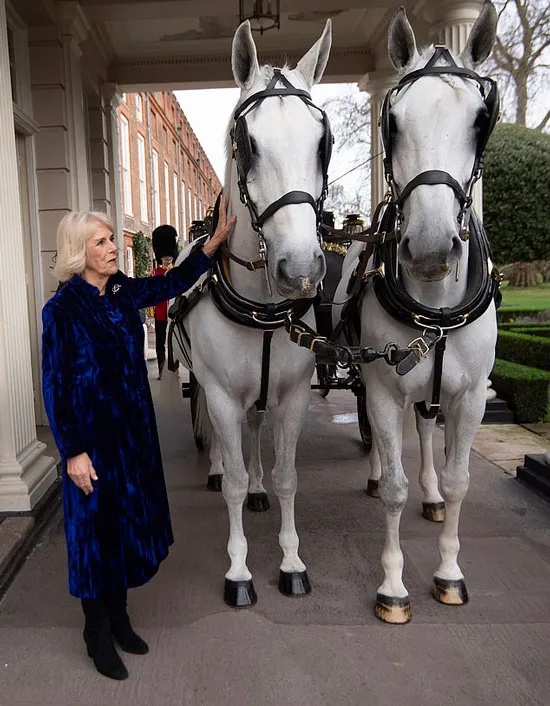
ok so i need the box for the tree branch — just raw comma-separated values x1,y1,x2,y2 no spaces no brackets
534,108,550,131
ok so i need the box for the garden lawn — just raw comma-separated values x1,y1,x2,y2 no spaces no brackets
500,282,550,310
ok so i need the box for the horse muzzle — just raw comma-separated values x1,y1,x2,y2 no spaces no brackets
400,233,462,282
274,254,325,298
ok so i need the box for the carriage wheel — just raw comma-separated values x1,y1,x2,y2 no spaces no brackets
316,363,333,398
356,385,372,452
189,372,206,452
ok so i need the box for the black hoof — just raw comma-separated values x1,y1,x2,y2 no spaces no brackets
422,501,445,522
247,492,270,512
278,570,311,597
224,578,257,608
206,474,223,492
432,577,469,605
374,594,412,624
366,479,379,498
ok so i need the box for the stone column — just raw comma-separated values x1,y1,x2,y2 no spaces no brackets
58,1,90,211
88,91,112,214
104,82,125,270
426,0,485,215
358,70,395,215
0,1,57,511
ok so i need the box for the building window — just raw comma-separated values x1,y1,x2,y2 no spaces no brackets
135,93,143,123
119,114,132,216
151,110,157,138
126,246,134,278
187,188,193,223
152,149,161,227
137,134,148,223
181,181,187,239
121,92,127,103
164,161,170,224
173,172,179,234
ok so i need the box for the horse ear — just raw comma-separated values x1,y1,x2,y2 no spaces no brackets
296,19,332,88
388,7,418,71
461,1,497,68
232,21,261,89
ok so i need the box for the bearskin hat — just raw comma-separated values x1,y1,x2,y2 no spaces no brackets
152,224,178,262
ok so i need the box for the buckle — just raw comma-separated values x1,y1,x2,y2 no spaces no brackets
407,336,430,359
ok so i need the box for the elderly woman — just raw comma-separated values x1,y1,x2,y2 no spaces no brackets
42,203,234,680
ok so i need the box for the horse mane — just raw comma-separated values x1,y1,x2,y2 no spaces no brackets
223,63,292,188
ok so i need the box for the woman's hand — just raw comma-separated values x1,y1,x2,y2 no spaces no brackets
67,452,98,495
202,195,237,258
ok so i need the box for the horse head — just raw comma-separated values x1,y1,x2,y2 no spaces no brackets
228,20,333,299
386,2,498,283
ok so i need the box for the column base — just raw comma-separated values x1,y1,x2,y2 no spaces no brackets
0,439,58,512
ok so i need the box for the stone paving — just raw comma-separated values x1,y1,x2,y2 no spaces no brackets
0,366,549,706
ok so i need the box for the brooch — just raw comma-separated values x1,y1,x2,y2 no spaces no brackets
112,284,121,294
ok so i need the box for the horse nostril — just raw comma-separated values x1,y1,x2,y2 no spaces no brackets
399,236,413,263
450,235,463,262
277,258,289,281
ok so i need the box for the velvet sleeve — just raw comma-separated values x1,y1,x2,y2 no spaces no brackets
41,302,87,460
126,248,215,310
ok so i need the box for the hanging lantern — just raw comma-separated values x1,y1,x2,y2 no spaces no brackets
239,1,281,35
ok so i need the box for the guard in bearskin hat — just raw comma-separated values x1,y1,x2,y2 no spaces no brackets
151,225,179,379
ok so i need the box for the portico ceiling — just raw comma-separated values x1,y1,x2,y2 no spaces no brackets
76,0,434,89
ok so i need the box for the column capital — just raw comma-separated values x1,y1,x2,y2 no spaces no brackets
358,69,396,97
422,0,484,26
103,82,123,112
58,2,90,46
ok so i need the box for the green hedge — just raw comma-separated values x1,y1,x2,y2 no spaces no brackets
491,359,550,423
497,308,546,323
496,330,550,371
498,322,550,335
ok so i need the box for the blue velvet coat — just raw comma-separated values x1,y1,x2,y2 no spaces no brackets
42,249,213,598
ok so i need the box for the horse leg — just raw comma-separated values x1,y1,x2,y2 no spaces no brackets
415,409,445,522
246,407,269,512
366,437,381,498
206,388,256,607
272,380,311,597
432,387,485,606
367,392,411,624
206,432,223,492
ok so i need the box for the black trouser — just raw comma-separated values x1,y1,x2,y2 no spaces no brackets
155,319,168,368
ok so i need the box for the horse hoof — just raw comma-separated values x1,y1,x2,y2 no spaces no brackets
366,479,379,498
224,579,257,608
374,594,412,624
206,474,223,492
247,492,270,512
422,501,445,522
432,577,469,606
278,570,311,597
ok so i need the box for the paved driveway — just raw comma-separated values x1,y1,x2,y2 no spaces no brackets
1,369,549,706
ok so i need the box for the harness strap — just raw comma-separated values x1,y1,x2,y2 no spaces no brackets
255,330,274,412
221,242,266,271
395,170,468,209
256,191,318,228
415,335,448,419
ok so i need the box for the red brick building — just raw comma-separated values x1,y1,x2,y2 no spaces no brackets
117,91,222,275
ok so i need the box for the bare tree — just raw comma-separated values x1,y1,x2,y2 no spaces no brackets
491,0,550,130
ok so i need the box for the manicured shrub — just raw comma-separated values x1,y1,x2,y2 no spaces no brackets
496,330,550,371
491,359,550,423
484,124,550,265
497,308,546,323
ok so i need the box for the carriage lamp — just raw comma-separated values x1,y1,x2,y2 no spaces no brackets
239,0,281,34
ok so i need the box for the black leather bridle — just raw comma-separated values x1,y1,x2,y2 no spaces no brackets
231,69,333,273
380,46,499,241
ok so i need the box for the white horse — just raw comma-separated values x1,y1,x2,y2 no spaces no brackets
334,1,499,623
173,20,332,605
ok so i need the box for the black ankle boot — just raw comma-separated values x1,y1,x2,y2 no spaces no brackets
104,591,149,655
81,599,129,680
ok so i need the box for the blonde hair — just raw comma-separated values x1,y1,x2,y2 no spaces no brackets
53,211,114,282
